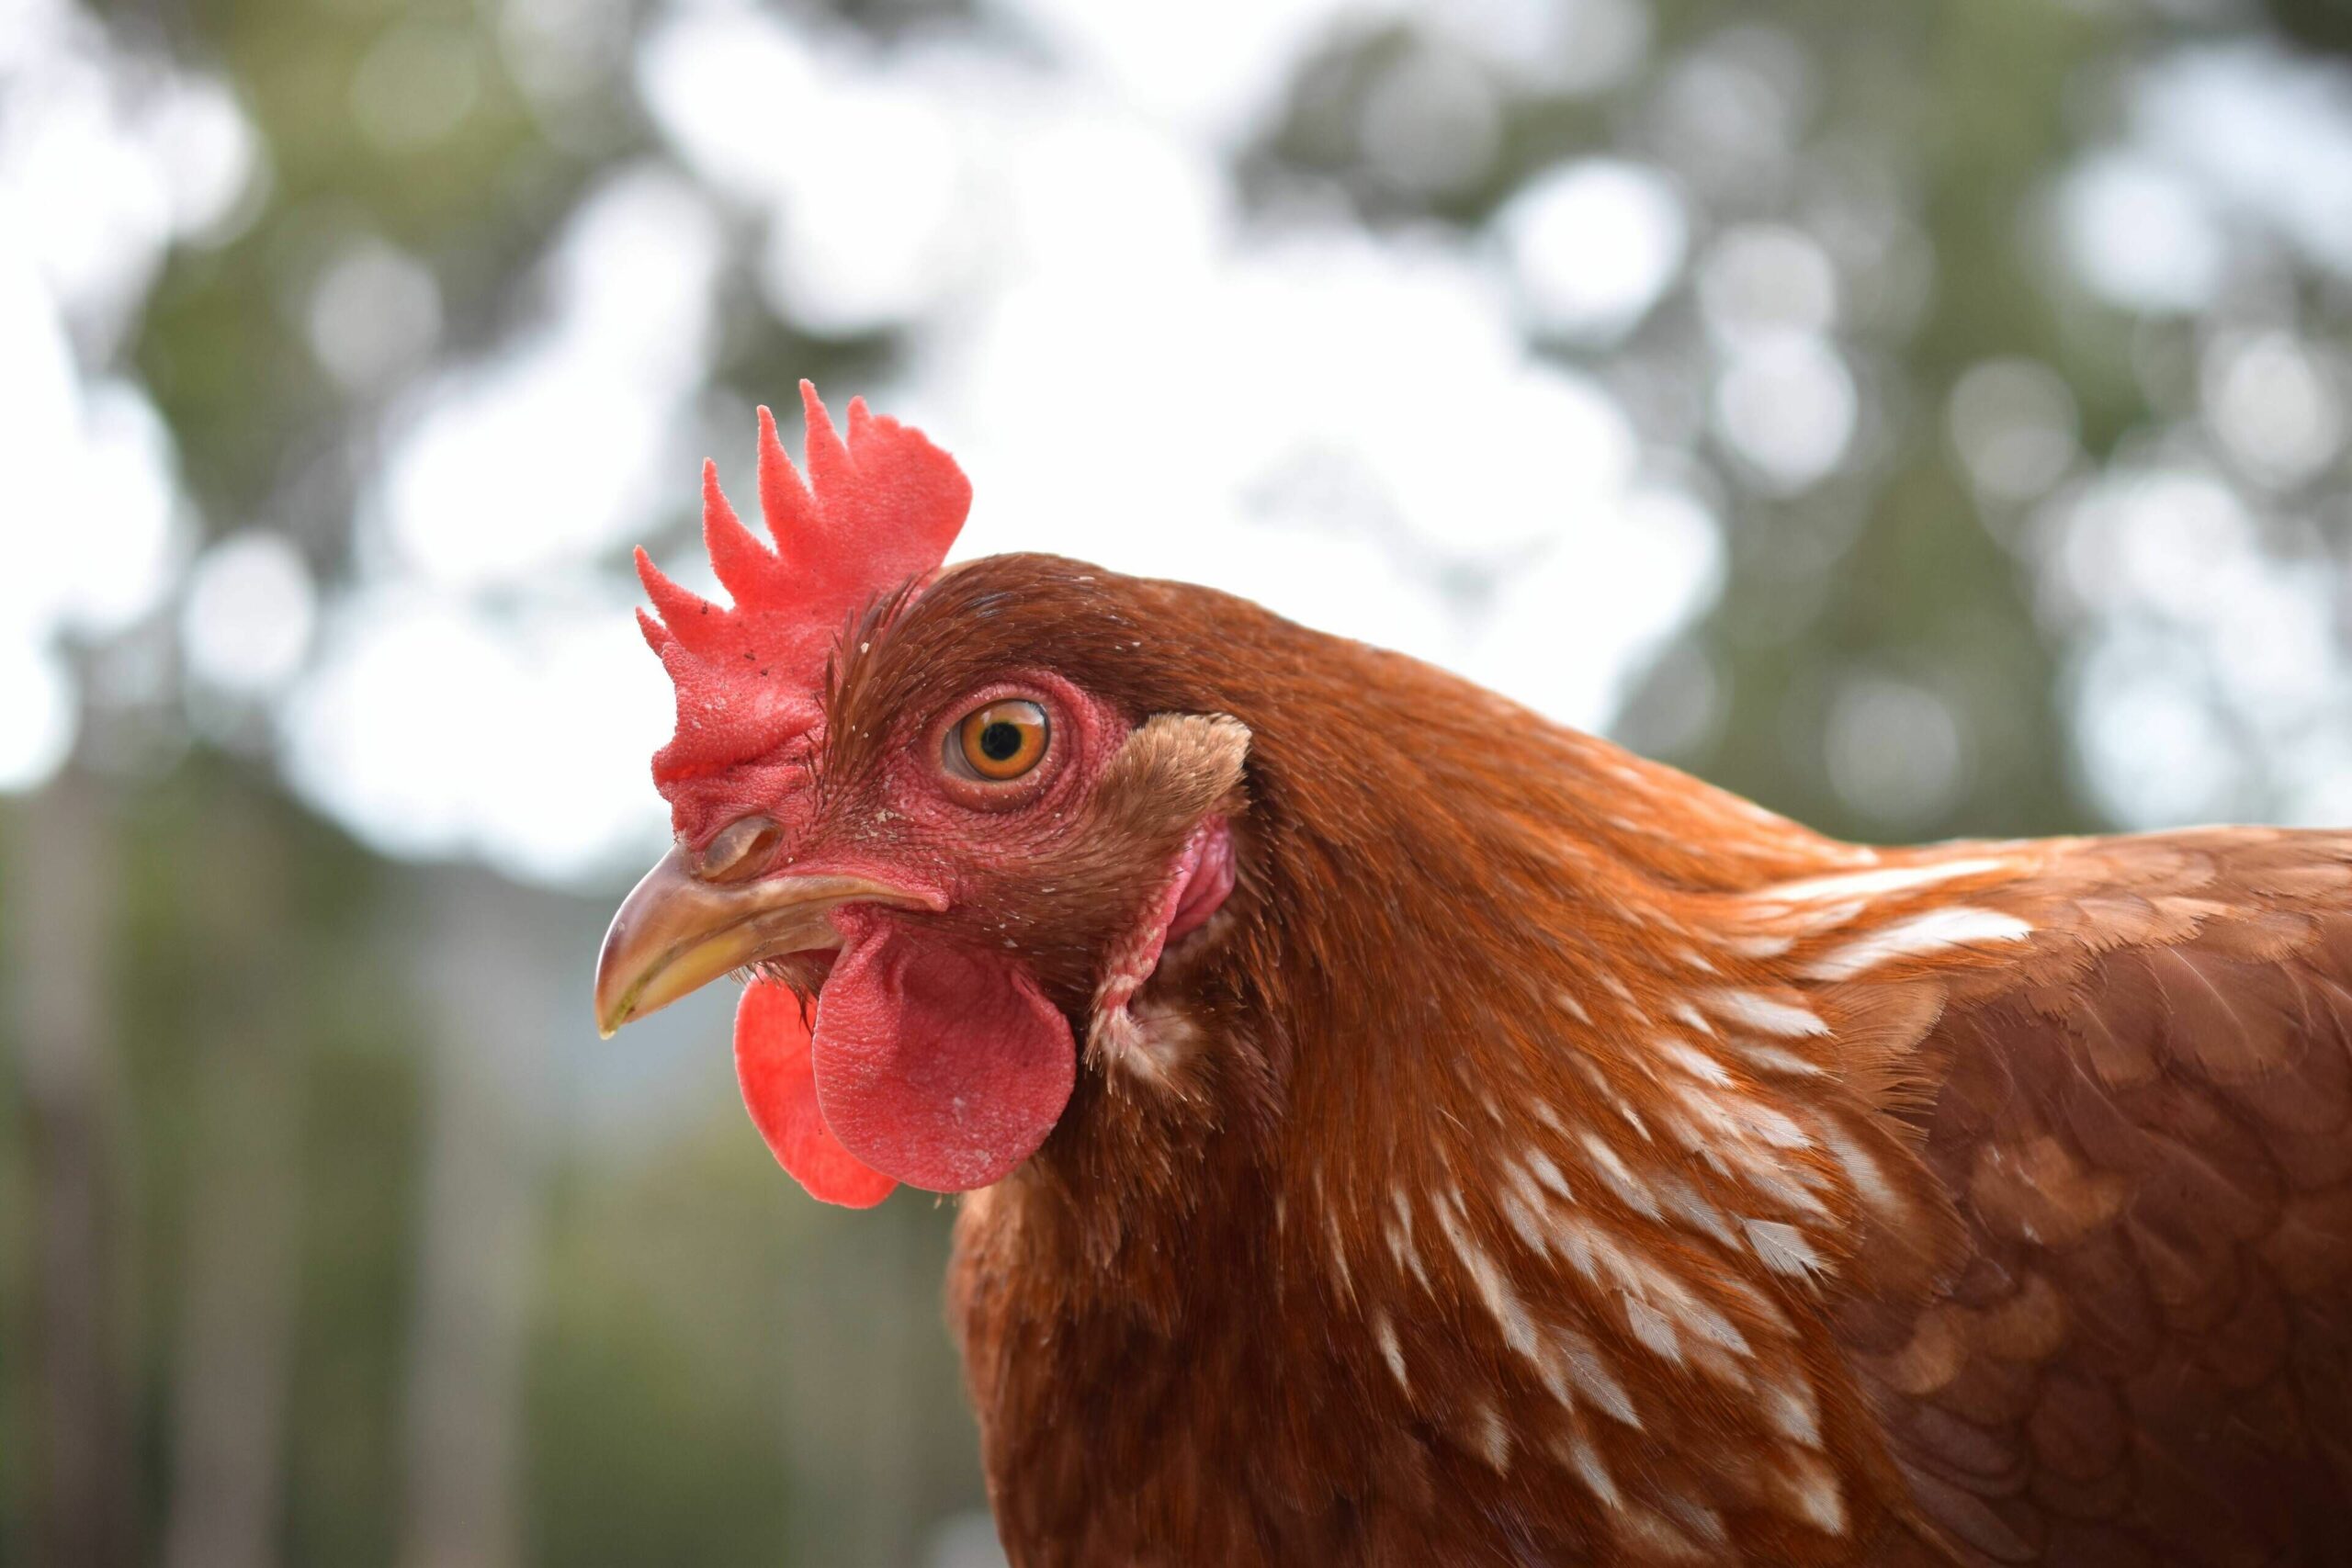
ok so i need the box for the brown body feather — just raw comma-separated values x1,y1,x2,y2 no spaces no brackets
816,555,2352,1566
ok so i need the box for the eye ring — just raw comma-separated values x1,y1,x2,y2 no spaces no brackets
951,700,1049,781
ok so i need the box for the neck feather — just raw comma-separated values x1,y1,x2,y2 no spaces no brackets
976,646,1939,1552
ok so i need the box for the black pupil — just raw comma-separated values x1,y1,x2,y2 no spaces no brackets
979,719,1025,762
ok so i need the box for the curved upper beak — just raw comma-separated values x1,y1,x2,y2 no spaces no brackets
593,848,926,1037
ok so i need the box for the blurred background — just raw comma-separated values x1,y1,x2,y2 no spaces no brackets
6,0,2352,1561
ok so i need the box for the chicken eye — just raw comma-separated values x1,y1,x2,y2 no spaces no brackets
953,700,1049,781
690,815,783,883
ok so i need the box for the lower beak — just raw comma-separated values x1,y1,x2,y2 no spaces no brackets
593,848,923,1037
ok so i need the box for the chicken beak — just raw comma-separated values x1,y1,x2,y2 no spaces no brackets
593,848,923,1037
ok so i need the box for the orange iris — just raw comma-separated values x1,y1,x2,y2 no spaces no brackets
956,700,1049,780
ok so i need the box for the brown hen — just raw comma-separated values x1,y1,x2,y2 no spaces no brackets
595,389,2352,1566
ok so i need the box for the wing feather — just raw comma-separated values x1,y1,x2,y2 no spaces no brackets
1819,831,2352,1564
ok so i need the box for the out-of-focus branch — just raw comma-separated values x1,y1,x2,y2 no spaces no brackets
7,774,135,1568
2262,0,2352,58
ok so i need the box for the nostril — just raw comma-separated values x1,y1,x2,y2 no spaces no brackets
692,815,785,883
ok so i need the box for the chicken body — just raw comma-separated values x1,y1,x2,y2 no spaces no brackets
842,557,2352,1568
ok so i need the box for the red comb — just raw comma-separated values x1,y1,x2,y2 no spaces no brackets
636,383,971,822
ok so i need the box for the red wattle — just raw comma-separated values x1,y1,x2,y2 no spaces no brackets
810,909,1075,1193
734,980,897,1208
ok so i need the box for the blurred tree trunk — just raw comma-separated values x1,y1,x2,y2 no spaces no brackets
780,1200,933,1567
6,775,136,1568
162,793,300,1568
396,868,556,1568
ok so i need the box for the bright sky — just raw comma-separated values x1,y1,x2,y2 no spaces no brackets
5,0,2352,882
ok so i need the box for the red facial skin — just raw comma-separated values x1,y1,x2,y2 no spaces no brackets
723,671,1233,1204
